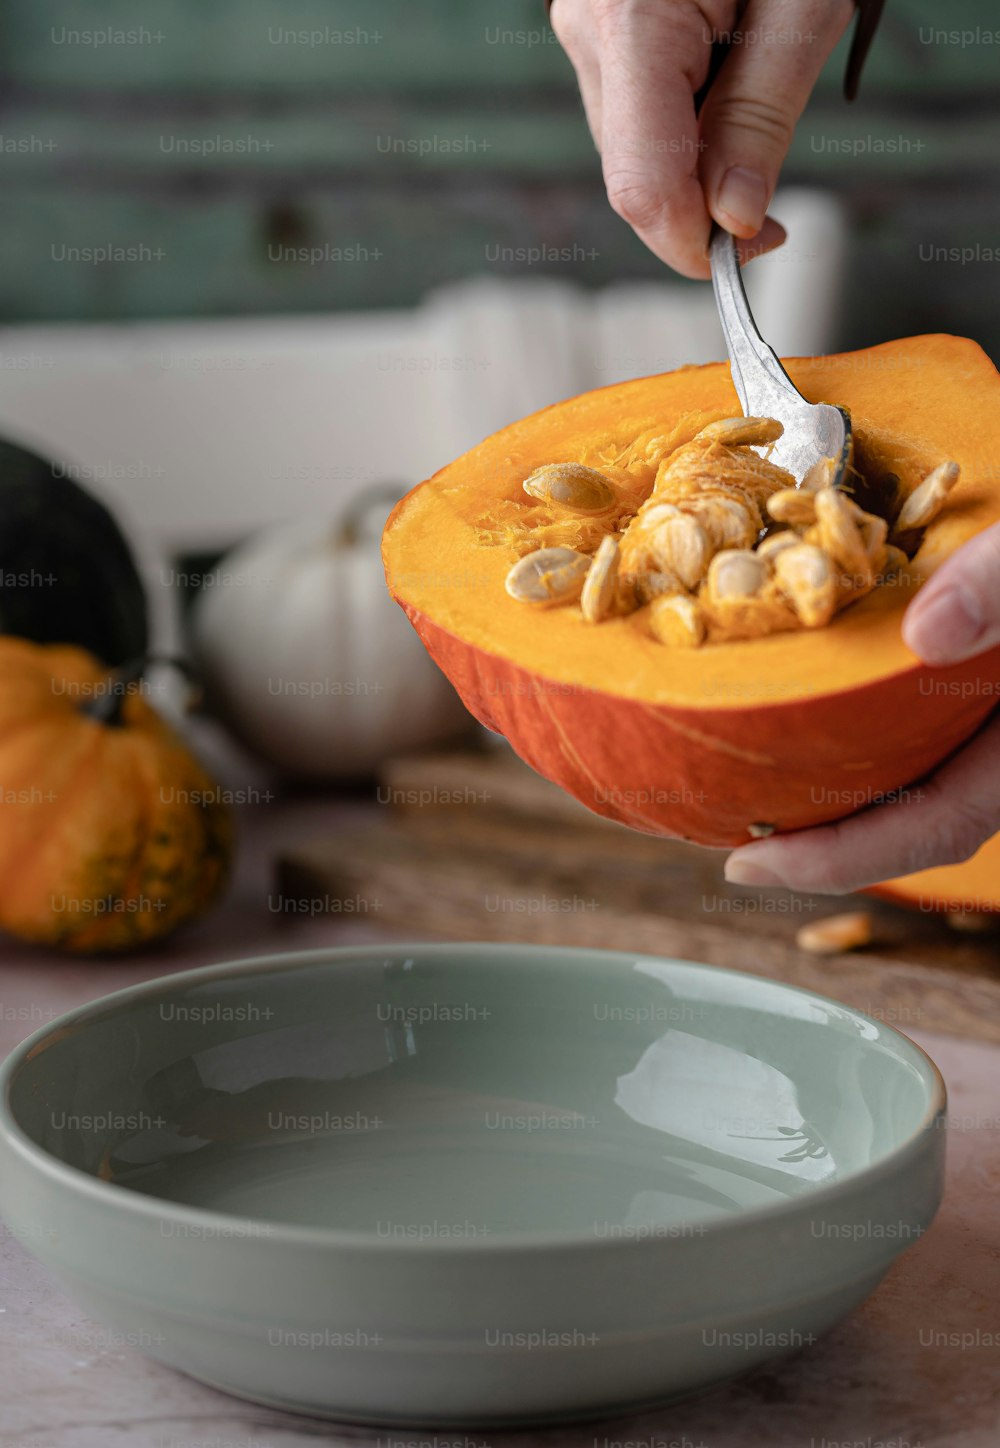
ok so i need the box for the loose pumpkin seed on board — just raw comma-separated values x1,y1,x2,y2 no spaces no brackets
796,911,874,955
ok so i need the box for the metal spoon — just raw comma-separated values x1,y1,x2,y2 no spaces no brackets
709,225,851,488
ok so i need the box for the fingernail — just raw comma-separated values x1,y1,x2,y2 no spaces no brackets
724,856,787,888
716,166,768,235
904,585,984,662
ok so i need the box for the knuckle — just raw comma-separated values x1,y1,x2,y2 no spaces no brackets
594,0,717,28
709,92,796,152
926,796,998,867
604,172,666,230
590,0,637,38
591,0,640,24
549,0,582,47
893,773,1000,871
589,0,698,59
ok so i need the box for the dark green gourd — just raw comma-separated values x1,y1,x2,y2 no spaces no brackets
0,437,148,665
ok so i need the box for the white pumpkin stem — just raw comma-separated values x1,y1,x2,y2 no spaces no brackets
80,654,201,727
335,484,408,548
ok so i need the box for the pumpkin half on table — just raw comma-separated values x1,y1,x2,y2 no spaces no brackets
0,640,232,953
382,334,1000,910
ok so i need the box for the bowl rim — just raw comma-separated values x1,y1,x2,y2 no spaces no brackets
0,942,947,1255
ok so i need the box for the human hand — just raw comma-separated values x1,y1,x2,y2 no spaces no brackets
550,0,855,278
724,521,1000,893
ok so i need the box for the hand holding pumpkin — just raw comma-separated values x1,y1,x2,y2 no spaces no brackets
725,521,1000,892
549,0,855,278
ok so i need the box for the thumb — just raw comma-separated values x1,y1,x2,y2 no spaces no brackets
903,519,1000,664
698,0,854,237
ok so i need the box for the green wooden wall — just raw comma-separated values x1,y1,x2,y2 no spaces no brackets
0,0,997,355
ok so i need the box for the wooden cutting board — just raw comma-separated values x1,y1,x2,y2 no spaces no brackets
276,745,1000,1043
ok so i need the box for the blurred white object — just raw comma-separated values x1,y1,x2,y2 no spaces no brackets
742,188,846,358
590,187,847,381
189,496,471,779
0,186,845,652
421,189,846,452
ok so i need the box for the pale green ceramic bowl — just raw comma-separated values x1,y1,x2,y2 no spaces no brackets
0,944,945,1426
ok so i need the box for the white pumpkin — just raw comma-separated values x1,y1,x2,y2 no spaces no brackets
189,492,471,778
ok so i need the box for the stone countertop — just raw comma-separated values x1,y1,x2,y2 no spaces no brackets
0,793,998,1448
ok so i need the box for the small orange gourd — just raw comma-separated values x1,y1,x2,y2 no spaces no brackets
0,639,232,952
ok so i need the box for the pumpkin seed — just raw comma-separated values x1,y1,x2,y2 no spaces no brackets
581,535,620,624
648,593,705,648
682,493,759,550
766,488,816,527
814,487,871,581
514,414,956,646
773,542,837,627
893,460,960,534
646,508,712,590
796,911,873,955
505,546,591,606
756,530,800,560
747,821,776,838
696,416,784,447
801,457,836,492
880,544,909,577
633,568,685,605
704,549,767,601
523,463,616,514
858,512,889,571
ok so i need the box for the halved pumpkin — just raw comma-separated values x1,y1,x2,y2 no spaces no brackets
383,334,1000,887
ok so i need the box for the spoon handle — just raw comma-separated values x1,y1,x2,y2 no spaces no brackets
708,225,852,489
709,225,804,417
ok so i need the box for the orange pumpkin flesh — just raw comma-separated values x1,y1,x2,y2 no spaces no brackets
0,639,232,952
383,334,1000,879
